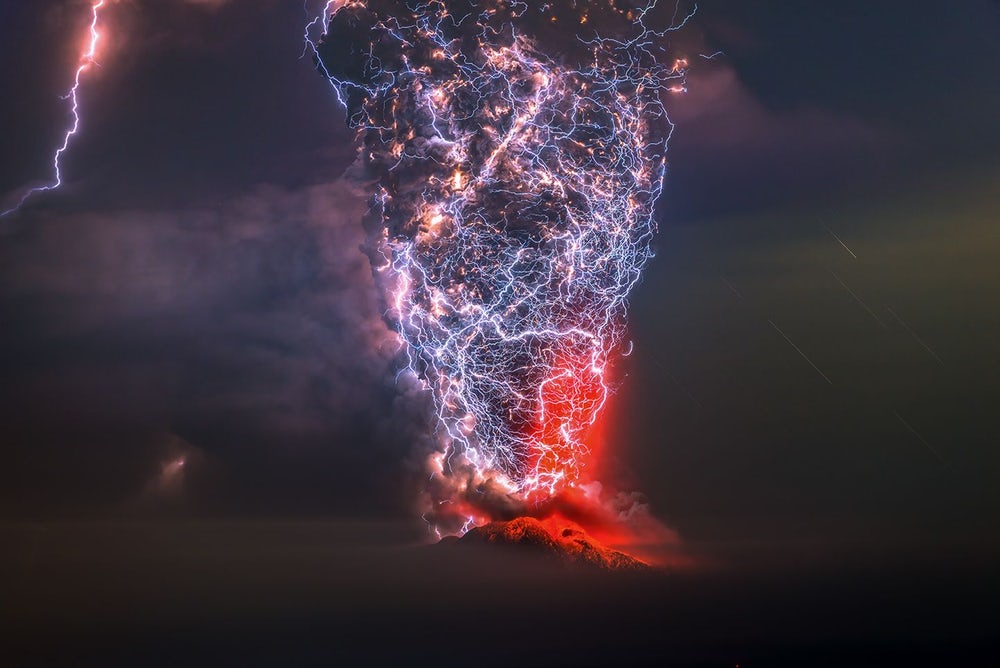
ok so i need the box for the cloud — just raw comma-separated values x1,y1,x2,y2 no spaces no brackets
0,177,411,516
672,62,887,163
661,59,895,217
179,0,233,8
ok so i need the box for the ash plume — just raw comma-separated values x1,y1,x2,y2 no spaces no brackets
312,0,688,535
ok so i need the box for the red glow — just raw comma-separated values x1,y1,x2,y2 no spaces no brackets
460,516,650,570
526,353,607,496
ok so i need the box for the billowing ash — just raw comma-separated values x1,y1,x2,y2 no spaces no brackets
313,0,687,534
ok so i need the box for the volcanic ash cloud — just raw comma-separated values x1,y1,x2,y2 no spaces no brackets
314,0,686,535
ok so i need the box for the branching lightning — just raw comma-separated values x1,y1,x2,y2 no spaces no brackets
1,0,107,218
310,0,687,534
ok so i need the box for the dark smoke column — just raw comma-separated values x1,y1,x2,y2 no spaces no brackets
315,0,686,535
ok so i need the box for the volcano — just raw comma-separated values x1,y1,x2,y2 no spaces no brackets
447,517,650,571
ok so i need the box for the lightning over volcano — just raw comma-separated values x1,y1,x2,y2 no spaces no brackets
311,0,688,539
3,1,999,661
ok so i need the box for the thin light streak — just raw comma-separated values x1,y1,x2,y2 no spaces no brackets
823,224,858,260
720,275,744,300
768,319,833,385
887,306,945,366
828,269,887,328
1,0,107,218
893,410,950,468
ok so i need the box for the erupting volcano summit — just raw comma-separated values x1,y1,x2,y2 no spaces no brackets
310,0,687,537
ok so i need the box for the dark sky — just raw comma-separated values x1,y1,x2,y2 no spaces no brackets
1,0,999,648
1,1,998,664
1,0,998,540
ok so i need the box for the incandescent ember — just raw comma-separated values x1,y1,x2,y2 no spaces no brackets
447,516,651,571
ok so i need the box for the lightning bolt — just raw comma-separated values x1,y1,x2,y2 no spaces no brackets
301,1,352,107
1,0,107,218
309,1,691,535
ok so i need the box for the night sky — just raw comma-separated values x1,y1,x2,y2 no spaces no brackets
1,1,998,666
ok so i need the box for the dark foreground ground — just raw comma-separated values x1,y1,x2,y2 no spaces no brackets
1,520,997,667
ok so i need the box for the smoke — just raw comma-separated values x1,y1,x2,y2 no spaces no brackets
0,179,409,517
315,1,688,536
